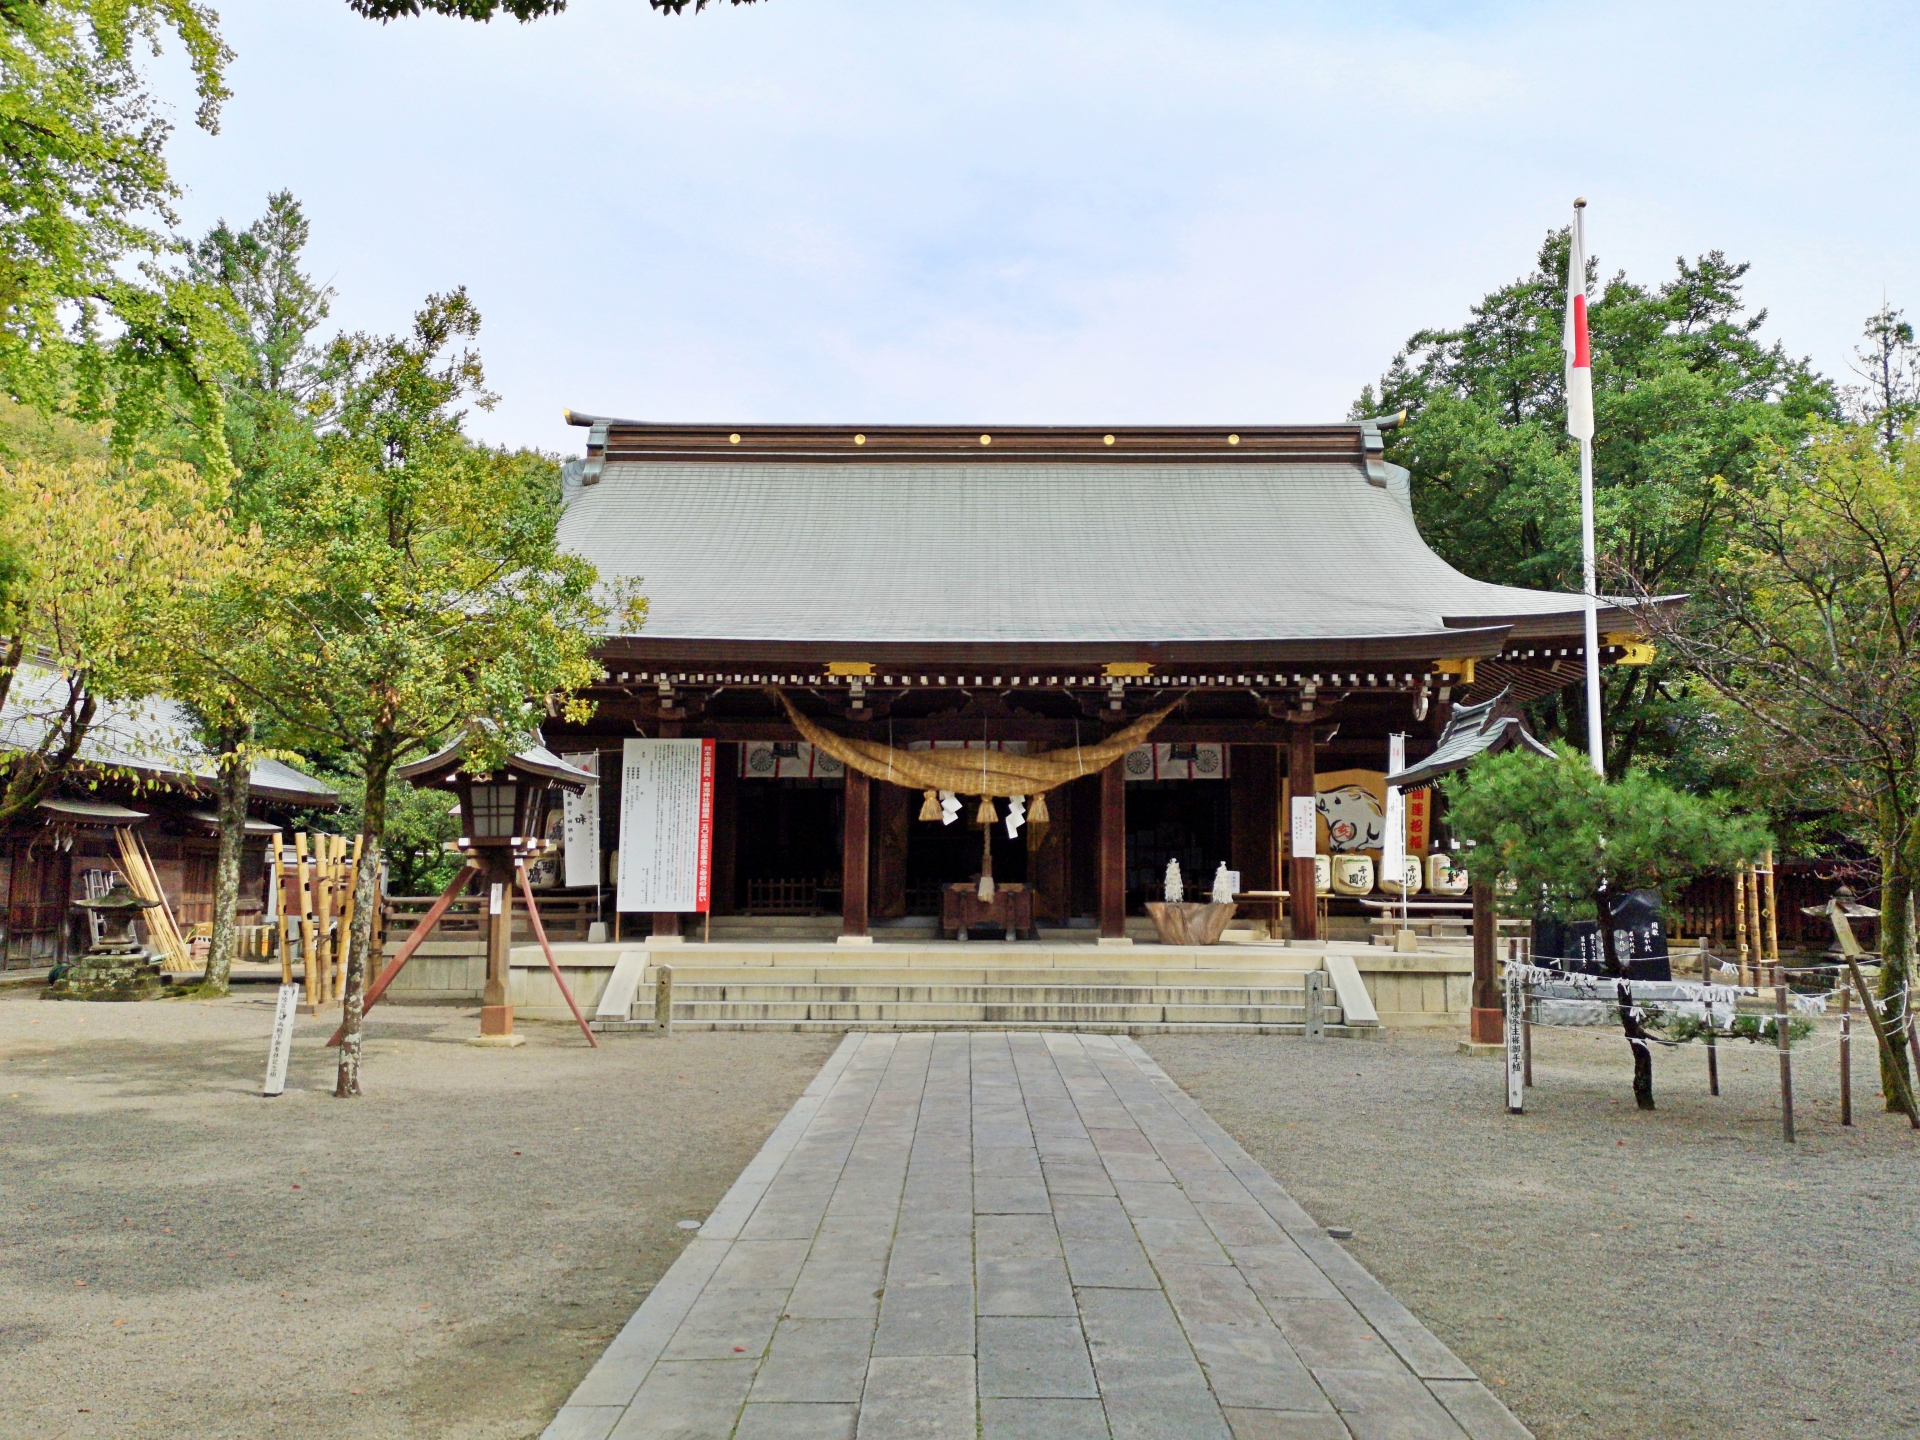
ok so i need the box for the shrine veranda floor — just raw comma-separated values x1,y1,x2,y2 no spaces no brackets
2,988,1916,1440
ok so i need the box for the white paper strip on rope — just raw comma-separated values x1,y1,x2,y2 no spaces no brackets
561,751,601,889
1123,743,1226,781
617,739,715,914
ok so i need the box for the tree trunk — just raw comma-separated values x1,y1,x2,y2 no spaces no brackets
335,751,391,1099
202,719,253,996
1598,884,1655,1110
1878,843,1916,1112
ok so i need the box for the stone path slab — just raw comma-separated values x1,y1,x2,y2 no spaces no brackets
542,1031,1529,1440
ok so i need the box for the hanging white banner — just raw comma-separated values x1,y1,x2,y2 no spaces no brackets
617,739,715,914
561,751,601,889
1383,734,1407,879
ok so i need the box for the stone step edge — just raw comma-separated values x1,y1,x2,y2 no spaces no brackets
589,1018,1377,1037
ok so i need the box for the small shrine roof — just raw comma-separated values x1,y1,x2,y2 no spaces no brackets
394,735,596,791
1385,689,1556,790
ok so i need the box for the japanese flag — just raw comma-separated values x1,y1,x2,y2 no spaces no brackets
1564,200,1594,441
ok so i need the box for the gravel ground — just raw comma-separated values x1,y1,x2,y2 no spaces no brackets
0,987,839,1440
1146,1025,1920,1440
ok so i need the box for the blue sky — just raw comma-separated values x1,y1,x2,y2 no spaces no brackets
159,0,1920,454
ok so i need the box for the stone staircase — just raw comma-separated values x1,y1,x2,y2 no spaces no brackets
657,968,1338,1032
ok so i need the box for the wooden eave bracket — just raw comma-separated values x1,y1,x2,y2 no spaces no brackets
1602,632,1656,666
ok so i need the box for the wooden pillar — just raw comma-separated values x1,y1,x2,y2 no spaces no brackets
1471,878,1501,1043
1228,745,1279,929
480,870,514,1036
841,768,870,939
1032,782,1072,925
1098,758,1127,942
872,781,910,921
1288,720,1320,943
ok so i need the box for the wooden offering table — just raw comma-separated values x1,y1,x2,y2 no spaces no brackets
942,883,1036,942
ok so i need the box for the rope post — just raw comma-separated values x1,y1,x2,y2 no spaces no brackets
654,963,675,1037
1775,966,1795,1144
1505,965,1525,1114
1840,982,1853,1128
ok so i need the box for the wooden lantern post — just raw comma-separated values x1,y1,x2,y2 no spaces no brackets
328,739,600,1049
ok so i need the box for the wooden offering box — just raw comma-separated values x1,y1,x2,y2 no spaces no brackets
942,883,1036,942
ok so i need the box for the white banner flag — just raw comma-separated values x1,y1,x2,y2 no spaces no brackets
561,751,601,889
1383,734,1407,877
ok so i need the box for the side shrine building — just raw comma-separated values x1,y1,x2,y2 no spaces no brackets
545,414,1653,949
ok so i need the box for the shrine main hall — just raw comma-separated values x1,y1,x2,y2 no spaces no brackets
539,414,1645,962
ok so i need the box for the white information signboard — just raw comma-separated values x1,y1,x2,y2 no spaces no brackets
1289,795,1318,859
561,751,601,889
262,982,300,1097
617,739,715,914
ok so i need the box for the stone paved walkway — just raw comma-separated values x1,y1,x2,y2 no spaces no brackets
541,1031,1530,1440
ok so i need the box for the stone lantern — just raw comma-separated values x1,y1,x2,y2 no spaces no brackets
50,878,165,1001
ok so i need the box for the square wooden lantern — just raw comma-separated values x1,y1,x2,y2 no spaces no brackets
396,740,594,862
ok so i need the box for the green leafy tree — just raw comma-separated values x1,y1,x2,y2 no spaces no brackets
2,2,239,454
1442,746,1768,1110
171,193,337,993
1356,231,1836,783
218,290,633,1095
0,453,248,823
1637,424,1920,1112
1847,303,1920,452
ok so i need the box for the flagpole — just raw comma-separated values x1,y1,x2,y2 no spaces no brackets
1580,432,1604,777
1568,196,1605,779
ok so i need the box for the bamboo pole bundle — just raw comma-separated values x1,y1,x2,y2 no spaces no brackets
1762,849,1780,968
1734,864,1752,986
295,834,321,1006
313,837,336,1007
336,835,363,989
269,832,291,986
116,828,193,970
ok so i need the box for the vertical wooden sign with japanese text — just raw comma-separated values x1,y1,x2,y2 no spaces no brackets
561,751,601,889
617,739,715,914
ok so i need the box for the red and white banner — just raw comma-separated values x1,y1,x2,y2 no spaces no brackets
617,738,715,914
1564,202,1594,440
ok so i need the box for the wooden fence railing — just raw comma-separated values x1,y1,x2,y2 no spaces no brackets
381,892,600,945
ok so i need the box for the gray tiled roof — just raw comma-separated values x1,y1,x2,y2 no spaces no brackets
1,669,338,805
559,459,1615,644
1386,689,1557,790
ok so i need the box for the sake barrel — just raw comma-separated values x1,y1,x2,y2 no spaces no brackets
1329,854,1374,896
1427,852,1470,896
1378,854,1424,896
